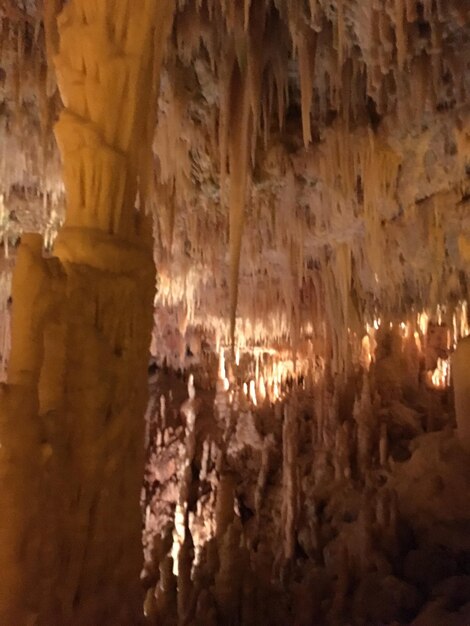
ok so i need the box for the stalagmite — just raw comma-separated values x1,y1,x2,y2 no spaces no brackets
379,421,388,466
280,399,299,563
453,336,470,453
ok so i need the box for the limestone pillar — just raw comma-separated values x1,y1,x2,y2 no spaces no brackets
0,1,172,624
453,336,470,453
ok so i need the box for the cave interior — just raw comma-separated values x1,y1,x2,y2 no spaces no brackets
0,1,470,625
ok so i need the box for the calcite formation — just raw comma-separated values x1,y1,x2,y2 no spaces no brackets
453,336,470,453
0,0,171,623
1,1,468,350
142,324,470,625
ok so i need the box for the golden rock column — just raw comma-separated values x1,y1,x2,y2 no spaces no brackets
0,1,172,624
453,336,470,454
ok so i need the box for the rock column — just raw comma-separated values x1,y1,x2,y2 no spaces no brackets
0,1,172,623
453,336,470,453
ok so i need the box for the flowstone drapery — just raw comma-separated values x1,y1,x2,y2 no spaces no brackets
0,1,172,623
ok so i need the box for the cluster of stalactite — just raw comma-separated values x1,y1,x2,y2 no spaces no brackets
0,0,65,246
1,1,469,359
145,3,470,370
142,315,470,625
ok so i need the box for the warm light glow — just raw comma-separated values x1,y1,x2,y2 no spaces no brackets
213,337,322,406
171,503,185,576
428,358,450,390
218,347,226,380
414,331,422,353
273,380,280,399
399,322,410,339
461,301,469,338
418,312,429,336
361,334,372,370
249,380,257,406
258,376,266,400
453,313,458,349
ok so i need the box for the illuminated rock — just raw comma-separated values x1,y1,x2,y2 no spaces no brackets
453,336,470,453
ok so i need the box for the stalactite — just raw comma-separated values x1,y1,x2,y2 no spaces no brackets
43,0,63,94
296,24,317,147
394,0,407,70
336,0,345,72
227,60,251,347
280,399,299,563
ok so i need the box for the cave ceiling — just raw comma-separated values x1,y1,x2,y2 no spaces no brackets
0,0,469,350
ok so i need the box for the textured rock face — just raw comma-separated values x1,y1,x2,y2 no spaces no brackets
139,311,470,624
141,333,470,626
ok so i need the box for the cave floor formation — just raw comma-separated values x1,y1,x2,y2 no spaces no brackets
141,340,470,626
